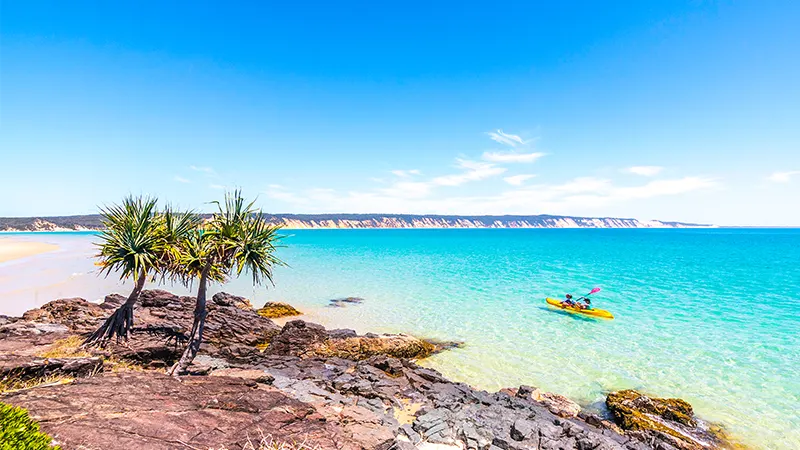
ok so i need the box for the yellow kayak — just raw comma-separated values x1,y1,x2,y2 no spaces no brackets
546,298,614,319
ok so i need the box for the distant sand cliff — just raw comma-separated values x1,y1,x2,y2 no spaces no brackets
0,214,711,231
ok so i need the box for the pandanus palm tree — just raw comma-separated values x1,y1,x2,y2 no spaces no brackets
170,190,284,375
84,197,200,346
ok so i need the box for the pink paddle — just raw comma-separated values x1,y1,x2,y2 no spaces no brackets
588,287,601,295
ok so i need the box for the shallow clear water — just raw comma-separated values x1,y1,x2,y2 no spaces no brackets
1,229,798,449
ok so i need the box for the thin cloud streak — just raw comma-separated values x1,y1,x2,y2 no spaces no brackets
391,169,422,177
625,166,663,176
431,159,506,186
190,165,218,177
174,176,191,183
483,151,545,163
767,170,800,183
503,174,536,186
486,129,529,147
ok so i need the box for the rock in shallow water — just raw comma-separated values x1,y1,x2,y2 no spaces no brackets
266,319,437,360
328,297,365,307
606,389,732,450
256,301,302,318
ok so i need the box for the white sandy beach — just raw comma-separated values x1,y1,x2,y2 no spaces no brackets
0,239,59,263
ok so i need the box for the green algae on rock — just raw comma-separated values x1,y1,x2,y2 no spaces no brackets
607,389,695,430
257,302,302,318
606,389,737,450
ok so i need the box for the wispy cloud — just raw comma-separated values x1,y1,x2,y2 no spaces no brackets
190,165,218,176
391,169,422,177
625,166,663,177
250,130,717,218
767,170,800,183
174,176,191,183
263,174,718,216
503,174,536,186
483,151,545,163
431,159,506,186
209,184,226,190
487,129,529,147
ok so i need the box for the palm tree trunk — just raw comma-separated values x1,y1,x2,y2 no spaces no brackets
171,263,211,375
83,270,147,346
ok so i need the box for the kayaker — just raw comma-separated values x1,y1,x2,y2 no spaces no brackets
577,297,592,310
561,294,576,307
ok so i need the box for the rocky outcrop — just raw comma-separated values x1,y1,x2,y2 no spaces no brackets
0,293,735,450
606,390,731,450
194,352,647,450
2,372,371,450
256,301,302,318
30,290,281,351
22,297,107,333
266,320,437,360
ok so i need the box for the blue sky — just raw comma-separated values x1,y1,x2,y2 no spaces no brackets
1,1,799,225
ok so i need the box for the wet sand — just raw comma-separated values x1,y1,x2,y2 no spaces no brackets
0,239,59,263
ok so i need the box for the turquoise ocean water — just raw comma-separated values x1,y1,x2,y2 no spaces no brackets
1,229,798,448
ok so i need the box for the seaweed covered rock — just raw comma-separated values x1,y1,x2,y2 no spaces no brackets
266,320,436,360
256,301,302,318
607,389,695,430
607,389,731,450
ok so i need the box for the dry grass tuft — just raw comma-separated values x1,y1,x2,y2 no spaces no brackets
37,336,92,358
35,336,148,373
255,342,270,352
208,431,319,450
0,373,75,394
104,357,148,372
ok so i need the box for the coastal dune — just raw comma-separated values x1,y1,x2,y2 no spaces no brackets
0,239,59,263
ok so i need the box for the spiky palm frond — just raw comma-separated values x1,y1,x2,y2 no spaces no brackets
172,229,227,286
155,207,202,280
233,215,285,286
96,196,162,280
178,190,285,287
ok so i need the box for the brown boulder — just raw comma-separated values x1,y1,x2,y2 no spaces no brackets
266,320,436,360
212,292,254,310
139,289,179,307
96,289,281,349
511,385,582,418
33,297,107,333
256,301,302,318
